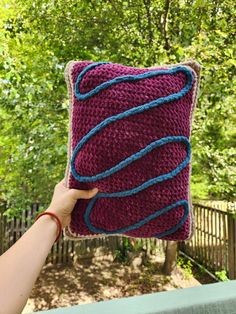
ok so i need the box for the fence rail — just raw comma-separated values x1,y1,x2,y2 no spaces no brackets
193,200,236,212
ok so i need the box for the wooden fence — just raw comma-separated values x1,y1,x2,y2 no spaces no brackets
0,203,166,265
179,203,236,279
0,204,76,264
1,203,236,278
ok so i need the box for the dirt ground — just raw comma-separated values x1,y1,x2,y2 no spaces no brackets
23,254,208,313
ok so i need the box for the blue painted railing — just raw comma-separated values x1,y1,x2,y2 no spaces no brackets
35,281,236,314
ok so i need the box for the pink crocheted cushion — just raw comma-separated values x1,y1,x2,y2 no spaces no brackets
64,60,200,240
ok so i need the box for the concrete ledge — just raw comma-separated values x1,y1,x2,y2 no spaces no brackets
36,280,236,314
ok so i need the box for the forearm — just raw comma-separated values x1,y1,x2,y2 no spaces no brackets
0,180,98,314
0,215,57,314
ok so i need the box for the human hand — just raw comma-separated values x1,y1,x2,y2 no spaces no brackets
46,179,99,228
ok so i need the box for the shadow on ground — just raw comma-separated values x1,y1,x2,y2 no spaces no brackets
26,256,209,312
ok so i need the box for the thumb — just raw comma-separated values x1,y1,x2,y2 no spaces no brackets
69,187,99,200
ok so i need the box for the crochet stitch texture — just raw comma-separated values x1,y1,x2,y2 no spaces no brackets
64,60,200,241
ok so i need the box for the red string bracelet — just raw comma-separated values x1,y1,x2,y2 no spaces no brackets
35,212,62,243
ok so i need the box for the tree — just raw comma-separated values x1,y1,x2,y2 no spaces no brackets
0,0,235,217
163,241,178,275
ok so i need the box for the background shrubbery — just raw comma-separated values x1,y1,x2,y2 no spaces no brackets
0,0,235,215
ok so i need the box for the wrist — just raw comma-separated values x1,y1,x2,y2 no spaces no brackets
45,208,69,229
45,207,62,220
34,214,58,243
35,211,62,242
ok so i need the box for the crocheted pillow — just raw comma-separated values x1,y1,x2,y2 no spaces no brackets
64,60,200,241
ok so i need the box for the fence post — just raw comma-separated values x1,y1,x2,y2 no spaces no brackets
227,212,236,279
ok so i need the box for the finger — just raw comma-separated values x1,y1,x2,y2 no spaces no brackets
69,188,99,200
60,178,66,187
55,178,68,191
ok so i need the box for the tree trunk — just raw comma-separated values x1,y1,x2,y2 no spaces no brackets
163,241,177,275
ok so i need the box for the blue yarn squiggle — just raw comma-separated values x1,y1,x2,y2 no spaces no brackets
71,62,193,238
84,199,189,238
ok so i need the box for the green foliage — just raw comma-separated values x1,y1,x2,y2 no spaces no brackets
215,270,229,282
114,238,132,263
0,0,235,215
177,256,193,279
191,175,209,200
114,238,144,263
